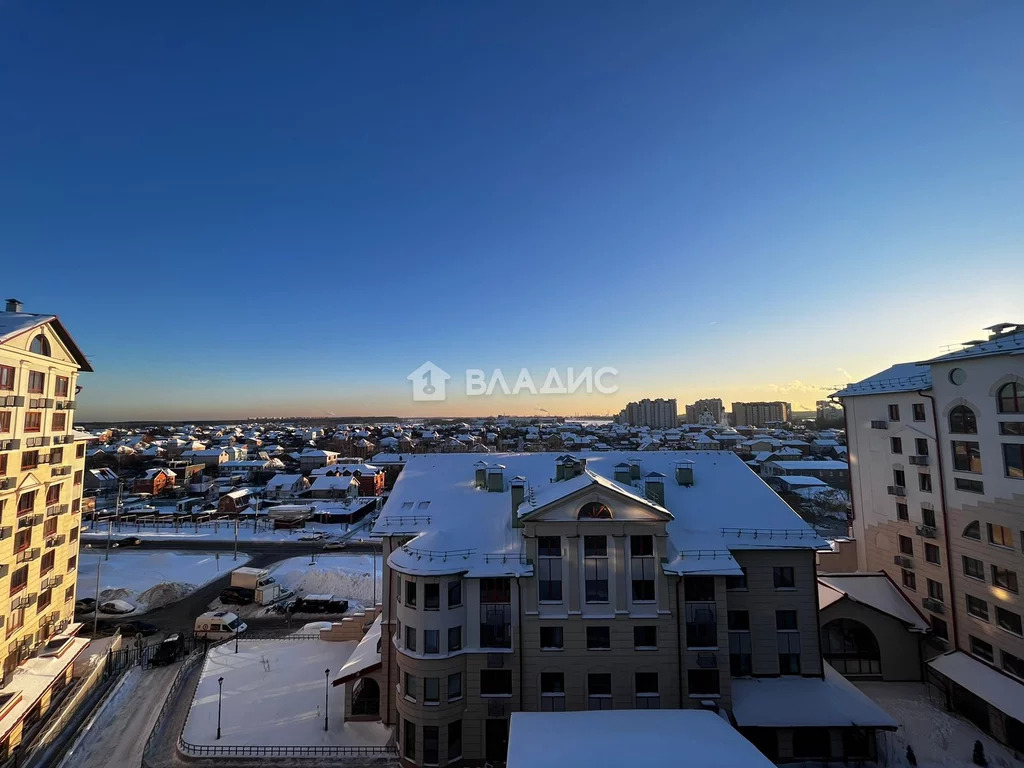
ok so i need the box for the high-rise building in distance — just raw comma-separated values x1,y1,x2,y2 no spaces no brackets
617,398,678,428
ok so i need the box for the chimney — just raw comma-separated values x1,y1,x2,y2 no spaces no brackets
675,459,695,486
628,458,642,481
474,460,489,489
644,472,666,506
510,476,526,527
613,462,632,484
556,455,585,481
486,464,505,492
5,299,23,313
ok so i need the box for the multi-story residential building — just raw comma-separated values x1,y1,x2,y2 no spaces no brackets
365,451,894,767
732,401,792,428
685,398,725,425
816,399,844,426
617,398,678,428
0,298,92,759
836,325,1024,751
761,459,850,489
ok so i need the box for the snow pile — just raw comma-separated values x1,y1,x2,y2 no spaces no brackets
137,582,196,610
270,555,382,608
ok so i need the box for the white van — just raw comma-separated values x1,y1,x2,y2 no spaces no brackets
195,610,247,640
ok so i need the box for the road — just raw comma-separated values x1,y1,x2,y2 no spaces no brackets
58,663,180,768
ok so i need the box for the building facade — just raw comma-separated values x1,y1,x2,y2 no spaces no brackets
617,398,678,429
685,398,725,425
732,401,793,428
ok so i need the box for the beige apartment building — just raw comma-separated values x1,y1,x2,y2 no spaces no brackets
361,451,894,767
836,324,1024,751
732,401,792,428
0,299,92,759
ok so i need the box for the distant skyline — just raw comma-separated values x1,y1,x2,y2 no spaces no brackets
2,2,1022,421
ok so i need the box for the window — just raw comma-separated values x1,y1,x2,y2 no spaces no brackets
970,635,994,662
424,629,439,654
586,626,610,650
447,625,462,652
890,437,903,454
822,617,881,676
447,720,462,761
687,669,720,696
955,478,984,493
479,578,511,649
776,610,798,630
424,583,439,610
24,412,41,433
725,569,747,590
728,611,752,676
583,536,609,603
43,516,57,537
630,535,656,602
403,720,415,760
925,543,941,565
997,382,1024,413
540,672,565,711
918,473,931,492
447,579,462,608
926,579,943,602
55,377,69,397
1002,650,1024,681
404,625,416,652
966,595,989,620
963,556,985,580
902,569,916,590
17,491,36,516
893,469,906,487
46,484,61,505
447,672,462,701
66,555,76,571
64,585,74,602
0,365,14,390
422,725,438,765
10,566,27,596
913,403,926,421
996,607,1023,636
37,589,52,613
404,580,416,607
587,673,612,710
424,677,439,704
988,523,1014,548
30,335,50,356
992,566,1019,593
537,536,562,602
888,404,900,421
14,529,31,554
1003,444,1024,479
27,371,44,394
793,728,832,760
0,412,9,432
1001,421,1024,436
952,441,982,473
963,520,981,540
777,628,801,674
49,447,63,465
7,608,24,637
949,405,978,434
773,566,795,589
578,501,612,519
480,670,512,696
896,502,909,521
40,550,54,575
403,672,417,700
922,507,936,528
898,535,914,556
539,626,563,650
76,443,85,459
71,526,79,543
635,672,659,709
634,625,657,649
51,412,66,431
916,438,929,455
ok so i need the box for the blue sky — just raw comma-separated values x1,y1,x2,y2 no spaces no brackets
2,1,1022,420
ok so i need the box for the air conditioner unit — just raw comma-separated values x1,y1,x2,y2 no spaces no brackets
894,555,914,568
887,485,906,497
909,455,929,466
42,399,54,409
915,525,938,539
922,597,945,614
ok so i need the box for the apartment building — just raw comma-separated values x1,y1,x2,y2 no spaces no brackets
836,325,1024,751
617,398,678,429
366,451,894,767
0,299,92,758
732,401,792,428
684,398,725,425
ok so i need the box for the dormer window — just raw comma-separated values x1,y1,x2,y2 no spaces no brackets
30,335,50,356
577,502,612,520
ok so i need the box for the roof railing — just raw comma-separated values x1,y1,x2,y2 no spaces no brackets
719,527,820,539
400,545,475,561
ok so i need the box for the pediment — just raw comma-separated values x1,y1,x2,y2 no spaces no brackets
519,479,672,523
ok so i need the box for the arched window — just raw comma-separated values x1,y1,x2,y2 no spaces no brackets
351,678,380,717
962,520,981,540
949,405,977,434
30,335,50,356
821,618,881,677
577,502,612,520
997,382,1024,414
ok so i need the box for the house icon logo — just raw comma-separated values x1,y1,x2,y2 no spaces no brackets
407,361,451,402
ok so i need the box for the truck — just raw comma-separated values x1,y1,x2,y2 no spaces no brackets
230,566,282,605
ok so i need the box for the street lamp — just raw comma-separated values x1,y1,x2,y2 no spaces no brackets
235,629,239,654
324,669,330,732
217,677,224,740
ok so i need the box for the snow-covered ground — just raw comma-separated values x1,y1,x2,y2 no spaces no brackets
182,638,391,750
270,554,383,608
857,681,1021,767
81,518,366,544
77,550,251,614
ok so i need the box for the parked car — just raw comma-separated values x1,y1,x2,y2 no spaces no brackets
322,540,347,551
219,586,255,605
74,597,97,613
118,536,144,547
292,594,349,614
149,633,184,666
194,611,247,640
297,532,324,542
98,599,135,615
271,599,297,615
119,620,160,637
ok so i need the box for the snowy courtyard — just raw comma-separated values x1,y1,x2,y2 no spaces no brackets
81,517,366,544
77,550,251,614
182,638,391,751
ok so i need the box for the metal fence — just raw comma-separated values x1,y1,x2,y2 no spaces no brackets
177,741,397,758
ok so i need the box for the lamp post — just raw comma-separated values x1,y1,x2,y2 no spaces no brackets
324,668,330,731
92,558,101,638
234,629,239,654
217,677,224,740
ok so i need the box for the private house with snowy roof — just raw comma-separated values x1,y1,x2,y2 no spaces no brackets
364,451,895,767
263,473,310,499
132,467,175,495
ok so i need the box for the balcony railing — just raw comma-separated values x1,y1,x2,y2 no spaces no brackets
922,597,945,614
887,485,906,497
909,455,929,466
915,525,938,539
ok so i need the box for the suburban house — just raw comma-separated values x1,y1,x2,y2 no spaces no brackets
84,467,119,492
264,473,310,499
132,467,176,495
217,488,253,515
300,449,339,473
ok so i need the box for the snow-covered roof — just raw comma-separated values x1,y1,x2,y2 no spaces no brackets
731,664,898,728
920,328,1024,364
928,651,1024,722
372,451,827,579
765,460,849,471
265,473,305,490
832,362,932,398
334,615,382,685
506,710,776,768
309,475,359,491
777,476,828,487
0,635,89,740
818,574,930,631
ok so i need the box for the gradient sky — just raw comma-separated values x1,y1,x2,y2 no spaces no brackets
2,2,1022,421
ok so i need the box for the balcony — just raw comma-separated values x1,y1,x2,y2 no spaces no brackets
915,525,938,539
887,485,907,497
871,420,888,429
909,455,929,466
922,597,945,614
894,555,914,568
